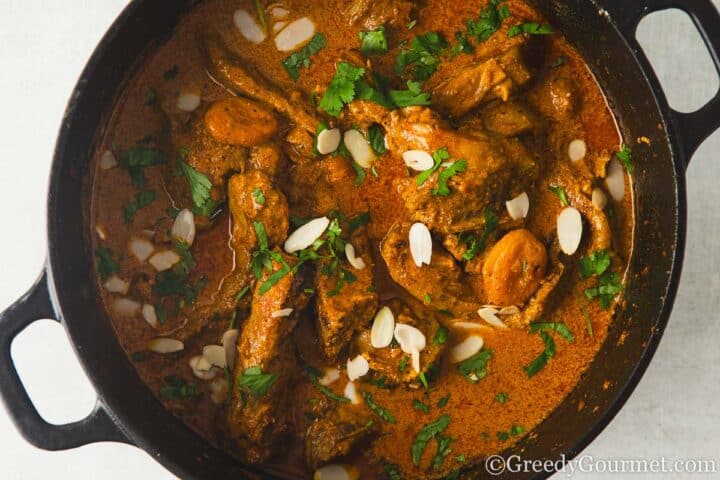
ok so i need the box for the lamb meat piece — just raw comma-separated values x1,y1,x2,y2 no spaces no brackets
344,0,415,30
226,252,310,464
381,222,479,315
475,100,544,137
305,410,377,469
315,229,377,362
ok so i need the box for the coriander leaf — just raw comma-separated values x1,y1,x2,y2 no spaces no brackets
616,144,633,173
437,394,450,408
176,157,216,216
548,185,569,206
497,431,510,441
252,187,266,206
399,355,409,373
495,392,509,404
457,349,492,382
159,375,198,400
355,78,395,108
238,366,277,399
319,62,365,116
508,22,553,38
123,147,166,188
461,207,498,261
411,414,451,466
432,159,467,196
388,80,432,107
467,0,511,42
552,55,569,68
585,271,623,309
395,32,448,82
384,463,402,480
361,391,396,424
413,399,430,413
124,189,156,223
305,366,351,403
579,249,611,278
451,31,475,57
96,246,119,280
433,326,449,346
432,435,454,470
351,160,367,186
529,322,575,342
348,212,370,232
524,331,555,377
253,221,269,250
510,425,525,436
282,33,327,81
417,147,449,186
359,26,388,55
407,19,417,30
258,260,291,295
368,124,387,155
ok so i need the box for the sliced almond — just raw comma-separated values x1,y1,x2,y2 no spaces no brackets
344,243,366,270
346,355,370,381
149,250,181,272
273,21,288,33
343,130,376,168
450,321,486,331
271,308,294,318
275,17,315,52
592,187,608,210
189,355,216,380
222,329,240,370
314,464,359,480
147,338,184,354
142,304,158,328
568,139,587,162
234,9,267,44
112,298,140,317
394,323,426,373
370,306,395,349
95,224,108,241
557,207,583,255
129,236,155,262
506,192,530,220
402,150,434,171
177,92,201,112
284,217,330,253
498,305,520,316
270,7,290,19
343,381,361,405
104,275,129,294
319,368,341,386
450,335,484,363
203,345,227,368
478,307,509,329
409,222,432,267
171,209,196,246
99,150,117,170
605,157,625,201
317,128,341,155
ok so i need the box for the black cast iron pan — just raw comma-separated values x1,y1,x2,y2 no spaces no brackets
2,0,720,478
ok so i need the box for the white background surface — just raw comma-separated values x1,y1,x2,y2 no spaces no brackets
1,2,719,479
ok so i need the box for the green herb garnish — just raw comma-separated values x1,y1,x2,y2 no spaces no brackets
159,375,198,399
413,398,430,413
395,32,449,82
580,249,611,278
362,391,396,424
529,322,575,342
238,366,277,399
461,208,498,261
507,22,553,38
176,155,218,217
433,326,449,346
252,187,266,206
432,159,467,196
437,394,450,408
368,124,387,155
319,62,365,116
411,414,451,466
359,26,388,55
399,355,409,373
417,147,449,186
282,33,327,81
616,144,633,173
467,0,511,42
495,392,509,404
524,331,555,377
387,80,432,107
457,350,492,382
96,246,119,280
124,189,156,223
548,185,570,206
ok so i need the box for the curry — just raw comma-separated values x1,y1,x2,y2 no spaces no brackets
90,0,634,478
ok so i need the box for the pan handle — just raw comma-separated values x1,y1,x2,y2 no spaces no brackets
0,269,131,449
604,0,720,168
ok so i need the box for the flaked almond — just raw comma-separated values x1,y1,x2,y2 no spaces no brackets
270,6,290,19
605,157,625,201
343,130,376,168
148,338,184,354
498,305,520,316
317,128,341,155
450,321,487,331
203,345,227,368
409,222,432,267
189,355,216,380
271,308,294,318
450,335,484,363
478,307,509,329
314,464,359,480
402,150,434,171
149,250,181,272
370,306,395,348
394,323,426,373
343,381,361,405
284,216,330,253
275,17,315,52
99,150,117,170
557,207,583,255
171,209,196,246
319,368,341,386
95,224,108,241
129,236,155,262
222,329,239,370
177,92,201,112
568,139,587,162
592,187,608,210
104,275,129,294
506,192,530,220
113,298,140,317
344,243,366,270
234,9,267,44
142,304,158,328
346,355,370,381
273,21,288,33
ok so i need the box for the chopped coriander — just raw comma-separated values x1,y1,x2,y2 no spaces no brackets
159,375,198,399
95,246,119,280
524,331,555,377
456,454,466,463
495,392,509,404
175,155,218,217
413,398,430,413
451,31,475,57
319,62,365,116
549,185,570,206
351,160,367,186
497,431,510,441
457,349,492,382
359,26,388,55
461,208,498,261
529,322,575,342
508,22,553,38
124,189,156,223
368,124,387,155
616,144,633,173
552,55,569,68
235,285,251,303
432,435,454,470
166,207,180,219
585,271,623,309
238,366,277,399
282,33,327,81
418,372,429,389
122,147,166,188
366,375,391,390
433,326,449,346
437,394,450,408
395,32,448,82
387,80,432,107
305,366,351,403
399,355,409,373
432,159,467,196
467,0,511,42
384,463,402,480
580,249,611,278
407,19,417,30
411,414,451,466
362,391,396,424
417,147,449,186
348,212,370,232
447,469,462,480
423,293,432,304
252,187,266,206
510,424,525,436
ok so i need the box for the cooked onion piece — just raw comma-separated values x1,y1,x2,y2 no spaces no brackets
409,223,432,267
171,209,196,246
450,335,484,363
346,355,370,381
317,128,341,155
314,464,359,480
402,150,434,171
343,130,376,168
505,192,530,220
99,150,117,170
394,323,426,373
141,304,158,328
129,236,155,262
177,92,201,112
478,307,509,329
275,17,315,52
284,217,330,253
234,9,267,44
370,306,395,348
148,338,184,354
344,243,366,270
605,157,625,201
104,275,129,294
557,207,583,255
149,250,181,272
568,139,587,162
592,187,608,210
